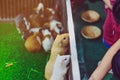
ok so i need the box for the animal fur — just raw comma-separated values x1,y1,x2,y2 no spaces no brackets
50,55,70,80
45,33,69,80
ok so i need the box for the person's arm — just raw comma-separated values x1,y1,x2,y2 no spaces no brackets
89,39,120,80
103,0,113,10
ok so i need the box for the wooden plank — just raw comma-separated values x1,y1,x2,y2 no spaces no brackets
0,0,56,19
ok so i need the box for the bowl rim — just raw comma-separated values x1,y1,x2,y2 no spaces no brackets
81,25,101,39
81,10,100,23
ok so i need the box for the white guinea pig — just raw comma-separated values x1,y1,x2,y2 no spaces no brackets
50,55,70,80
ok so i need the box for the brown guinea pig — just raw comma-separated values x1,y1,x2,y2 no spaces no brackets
25,33,42,53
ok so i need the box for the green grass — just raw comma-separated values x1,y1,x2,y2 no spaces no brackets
0,22,49,80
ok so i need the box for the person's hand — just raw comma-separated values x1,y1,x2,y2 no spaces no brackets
103,0,113,10
109,5,113,10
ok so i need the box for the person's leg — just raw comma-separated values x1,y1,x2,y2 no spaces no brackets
112,50,120,79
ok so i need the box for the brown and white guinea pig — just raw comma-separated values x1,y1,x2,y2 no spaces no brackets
15,14,44,40
15,14,42,40
43,20,64,39
34,3,59,22
29,14,45,28
40,28,54,52
44,8,60,21
25,28,54,53
45,33,69,80
15,14,33,40
15,14,31,34
17,3,43,35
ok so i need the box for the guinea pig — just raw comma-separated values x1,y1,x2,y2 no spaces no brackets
45,33,69,80
24,33,42,53
15,14,31,35
43,20,64,39
41,28,54,52
50,54,70,80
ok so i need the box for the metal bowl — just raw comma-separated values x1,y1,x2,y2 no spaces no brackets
81,10,100,23
81,25,101,39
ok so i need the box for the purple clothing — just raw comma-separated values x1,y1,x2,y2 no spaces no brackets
103,0,120,45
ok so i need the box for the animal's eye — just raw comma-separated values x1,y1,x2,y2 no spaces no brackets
63,37,66,40
64,58,67,61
